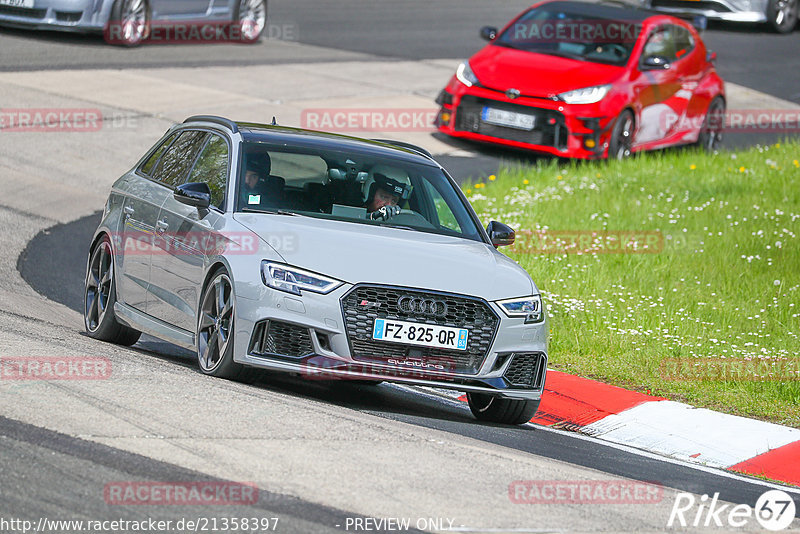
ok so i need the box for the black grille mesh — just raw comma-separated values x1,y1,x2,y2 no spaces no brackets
341,285,499,375
455,95,567,148
504,352,547,389
55,11,83,22
250,320,314,358
0,6,47,18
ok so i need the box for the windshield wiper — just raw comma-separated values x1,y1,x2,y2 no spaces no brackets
240,208,307,217
382,224,417,232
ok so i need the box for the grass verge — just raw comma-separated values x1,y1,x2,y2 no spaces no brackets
464,143,800,427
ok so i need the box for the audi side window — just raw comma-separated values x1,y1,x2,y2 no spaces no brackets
140,132,179,176
422,180,462,233
152,130,208,189
188,134,229,209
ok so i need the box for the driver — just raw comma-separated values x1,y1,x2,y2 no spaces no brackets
240,157,270,206
365,168,412,221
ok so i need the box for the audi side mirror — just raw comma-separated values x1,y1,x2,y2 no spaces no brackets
486,220,515,248
480,26,498,41
175,182,211,209
641,55,671,70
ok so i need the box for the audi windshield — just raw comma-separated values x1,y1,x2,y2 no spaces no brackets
235,141,484,242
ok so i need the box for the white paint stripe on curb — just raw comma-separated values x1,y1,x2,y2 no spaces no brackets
582,400,800,469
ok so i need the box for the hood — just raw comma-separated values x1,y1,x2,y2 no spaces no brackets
234,213,535,301
470,45,623,98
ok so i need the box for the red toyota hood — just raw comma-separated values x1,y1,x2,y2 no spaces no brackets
470,45,624,98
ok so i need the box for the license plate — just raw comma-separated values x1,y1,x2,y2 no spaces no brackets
372,318,469,351
482,107,535,130
0,0,34,7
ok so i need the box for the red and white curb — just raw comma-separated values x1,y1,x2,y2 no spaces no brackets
526,371,800,487
452,370,799,485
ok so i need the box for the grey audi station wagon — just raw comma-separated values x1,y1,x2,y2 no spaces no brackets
84,115,548,424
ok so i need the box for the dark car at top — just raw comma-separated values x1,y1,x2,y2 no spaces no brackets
435,0,726,159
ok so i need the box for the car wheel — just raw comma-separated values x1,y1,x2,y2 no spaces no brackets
108,0,150,47
608,110,635,160
467,392,540,425
84,236,141,346
234,0,267,43
767,0,798,33
197,269,251,380
696,96,725,152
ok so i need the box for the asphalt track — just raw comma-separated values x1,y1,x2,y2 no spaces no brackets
0,1,797,103
0,416,382,534
4,1,800,531
16,214,800,517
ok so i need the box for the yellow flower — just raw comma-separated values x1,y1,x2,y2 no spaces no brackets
794,160,799,168
475,183,484,189
466,189,472,194
557,175,563,180
775,143,780,148
523,179,529,185
489,175,496,181
690,164,696,170
596,173,601,178
739,166,746,173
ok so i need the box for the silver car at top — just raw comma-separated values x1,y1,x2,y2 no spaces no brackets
0,0,267,45
640,0,797,33
83,115,549,425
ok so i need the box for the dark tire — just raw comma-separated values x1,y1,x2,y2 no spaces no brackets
233,0,267,43
467,392,540,425
84,236,141,346
106,0,150,47
197,268,251,380
607,110,635,160
767,0,798,33
696,96,725,152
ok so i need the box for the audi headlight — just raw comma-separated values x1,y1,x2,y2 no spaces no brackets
456,61,481,87
497,295,544,323
261,262,343,296
558,84,611,104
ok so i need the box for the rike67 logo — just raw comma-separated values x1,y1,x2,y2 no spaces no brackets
668,489,797,531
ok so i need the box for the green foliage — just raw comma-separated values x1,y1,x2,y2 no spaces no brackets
465,144,800,426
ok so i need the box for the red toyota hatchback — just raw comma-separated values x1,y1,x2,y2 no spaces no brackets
435,0,726,159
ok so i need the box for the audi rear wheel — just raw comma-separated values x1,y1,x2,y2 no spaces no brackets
84,235,141,346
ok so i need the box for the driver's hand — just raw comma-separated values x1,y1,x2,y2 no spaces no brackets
369,205,401,221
